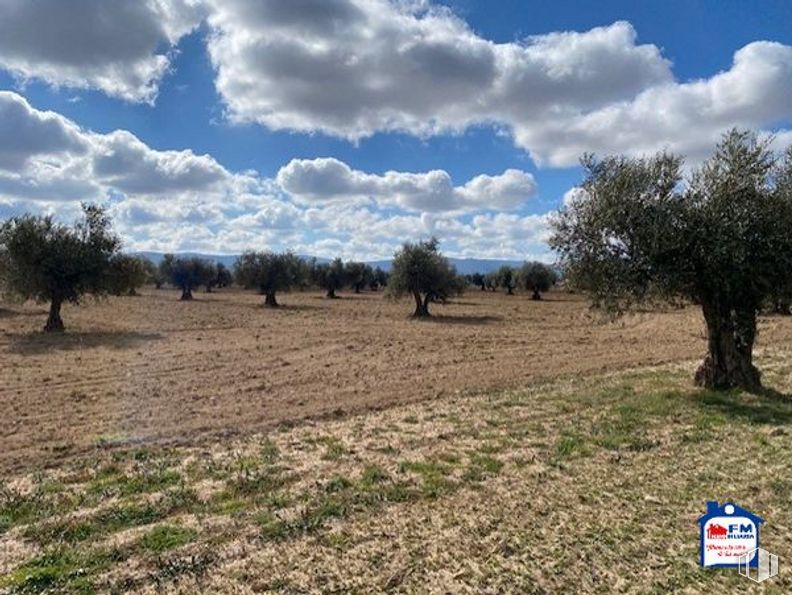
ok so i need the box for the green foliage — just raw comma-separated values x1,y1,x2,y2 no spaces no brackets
387,238,462,317
138,525,197,553
87,467,181,498
484,271,498,291
467,272,487,290
313,257,347,298
494,265,516,294
214,262,233,288
159,255,216,300
369,266,389,290
344,261,373,293
550,129,792,389
0,204,121,331
0,481,80,535
233,250,302,307
0,546,125,593
463,453,504,482
106,254,149,296
140,257,166,288
518,261,558,299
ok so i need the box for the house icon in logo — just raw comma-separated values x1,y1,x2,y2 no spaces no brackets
706,523,728,539
698,501,764,568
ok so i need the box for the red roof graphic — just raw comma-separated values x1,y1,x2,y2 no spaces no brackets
707,523,728,538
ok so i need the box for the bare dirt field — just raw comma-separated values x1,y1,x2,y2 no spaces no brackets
1,288,791,474
1,289,792,593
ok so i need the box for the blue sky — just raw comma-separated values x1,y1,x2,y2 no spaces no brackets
0,0,790,260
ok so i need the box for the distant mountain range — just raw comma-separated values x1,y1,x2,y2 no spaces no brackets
133,252,525,275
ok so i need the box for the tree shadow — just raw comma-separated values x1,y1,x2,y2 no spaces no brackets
530,295,584,303
421,314,502,326
272,303,324,312
0,307,47,319
8,331,163,355
445,299,487,307
692,387,792,425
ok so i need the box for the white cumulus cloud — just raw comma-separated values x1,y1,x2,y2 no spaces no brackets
1,1,789,166
0,0,205,102
0,91,550,259
277,157,536,212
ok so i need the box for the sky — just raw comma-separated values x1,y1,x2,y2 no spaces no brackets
0,0,790,261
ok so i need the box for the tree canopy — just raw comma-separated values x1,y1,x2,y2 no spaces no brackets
519,261,558,300
369,266,389,291
234,251,302,307
387,238,462,317
550,129,792,390
314,258,347,298
160,255,216,301
0,204,120,331
345,261,373,293
107,254,150,296
467,272,487,291
495,266,516,295
141,257,165,289
214,263,233,289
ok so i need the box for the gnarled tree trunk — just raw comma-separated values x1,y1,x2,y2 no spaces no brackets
413,291,430,317
264,291,278,307
532,289,542,300
695,301,761,390
44,297,64,332
326,288,338,299
180,287,193,300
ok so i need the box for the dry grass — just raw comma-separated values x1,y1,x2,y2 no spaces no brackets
1,288,791,592
0,343,790,592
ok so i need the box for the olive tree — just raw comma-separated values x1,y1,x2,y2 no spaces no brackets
234,250,301,307
495,265,516,295
369,267,389,291
107,254,149,296
387,238,461,317
550,129,792,391
519,261,558,300
141,258,166,289
160,255,216,301
345,261,373,293
484,272,497,291
468,272,487,291
314,258,346,298
0,204,120,332
215,263,233,288
204,262,232,292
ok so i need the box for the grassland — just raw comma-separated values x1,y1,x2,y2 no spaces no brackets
0,289,791,592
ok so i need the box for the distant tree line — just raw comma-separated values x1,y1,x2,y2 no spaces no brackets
0,214,402,328
465,262,558,299
1,128,789,394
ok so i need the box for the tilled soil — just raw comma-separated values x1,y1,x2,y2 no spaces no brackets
1,288,790,473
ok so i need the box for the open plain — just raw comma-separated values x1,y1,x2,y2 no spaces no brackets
2,287,790,474
1,289,791,593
